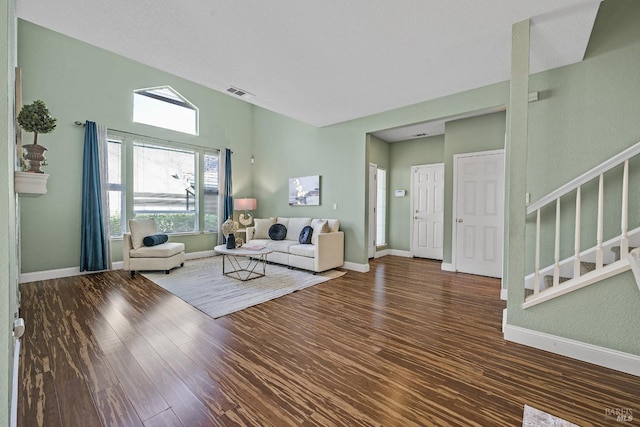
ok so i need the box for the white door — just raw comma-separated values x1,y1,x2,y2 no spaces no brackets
454,151,505,278
368,163,377,258
411,164,444,260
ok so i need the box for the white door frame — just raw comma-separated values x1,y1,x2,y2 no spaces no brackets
410,163,445,259
451,149,505,274
368,163,377,258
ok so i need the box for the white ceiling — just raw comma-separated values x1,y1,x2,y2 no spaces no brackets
16,0,601,129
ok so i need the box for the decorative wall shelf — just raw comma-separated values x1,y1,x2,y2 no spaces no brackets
14,171,49,195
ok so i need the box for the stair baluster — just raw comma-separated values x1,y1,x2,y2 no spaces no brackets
534,208,541,295
573,186,581,279
553,199,561,287
620,159,629,259
596,174,604,269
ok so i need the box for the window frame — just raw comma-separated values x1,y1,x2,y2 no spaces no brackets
133,85,199,136
107,131,219,239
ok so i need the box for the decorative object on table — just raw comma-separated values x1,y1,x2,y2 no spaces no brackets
268,223,287,240
234,197,257,226
221,217,238,248
289,175,320,206
235,237,244,248
16,99,57,173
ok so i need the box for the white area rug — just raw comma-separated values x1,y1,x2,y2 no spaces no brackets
143,256,345,318
522,405,580,427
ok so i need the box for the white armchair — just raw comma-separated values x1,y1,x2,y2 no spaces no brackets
123,219,185,276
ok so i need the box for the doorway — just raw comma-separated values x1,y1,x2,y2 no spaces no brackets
453,150,505,277
411,163,444,260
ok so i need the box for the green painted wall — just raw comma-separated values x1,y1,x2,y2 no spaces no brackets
443,112,506,264
388,135,444,251
18,21,254,273
1,1,18,424
507,0,640,356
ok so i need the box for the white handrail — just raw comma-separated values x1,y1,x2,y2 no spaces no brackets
527,140,640,214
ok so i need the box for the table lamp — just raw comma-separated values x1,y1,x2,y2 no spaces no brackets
234,198,257,227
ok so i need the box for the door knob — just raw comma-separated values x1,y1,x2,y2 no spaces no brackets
457,218,463,223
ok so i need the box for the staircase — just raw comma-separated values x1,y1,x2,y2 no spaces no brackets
524,141,640,308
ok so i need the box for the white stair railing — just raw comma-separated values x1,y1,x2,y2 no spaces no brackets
525,141,640,307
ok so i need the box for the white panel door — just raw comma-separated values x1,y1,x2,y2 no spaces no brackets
455,152,504,277
412,164,444,260
368,163,377,258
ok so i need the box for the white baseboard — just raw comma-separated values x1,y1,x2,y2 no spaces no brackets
374,249,389,258
19,250,217,283
441,262,455,272
500,288,508,300
504,323,640,377
388,249,412,258
343,261,370,273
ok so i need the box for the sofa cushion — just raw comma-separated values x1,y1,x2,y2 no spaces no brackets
143,234,168,247
311,219,329,244
254,218,276,239
299,226,313,244
267,240,297,253
130,242,184,258
276,217,290,229
286,218,312,240
325,219,340,233
269,223,287,240
129,219,157,249
290,244,315,258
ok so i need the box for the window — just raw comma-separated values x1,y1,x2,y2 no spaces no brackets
376,168,387,246
107,133,219,237
108,138,125,237
133,142,197,232
133,86,198,135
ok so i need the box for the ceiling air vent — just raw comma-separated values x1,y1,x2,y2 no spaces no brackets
226,86,255,100
412,133,428,138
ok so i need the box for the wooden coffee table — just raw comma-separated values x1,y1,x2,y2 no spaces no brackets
214,244,273,281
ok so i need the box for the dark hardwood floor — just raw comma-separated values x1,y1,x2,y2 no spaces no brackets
18,256,640,426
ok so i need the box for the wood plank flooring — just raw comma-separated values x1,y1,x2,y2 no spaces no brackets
18,256,640,426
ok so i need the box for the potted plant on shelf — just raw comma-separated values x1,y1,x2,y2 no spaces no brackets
17,99,57,173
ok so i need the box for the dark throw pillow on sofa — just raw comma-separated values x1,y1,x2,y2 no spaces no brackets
299,225,313,244
268,223,287,240
143,233,169,247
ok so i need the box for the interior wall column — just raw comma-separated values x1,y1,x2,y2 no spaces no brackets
504,18,530,319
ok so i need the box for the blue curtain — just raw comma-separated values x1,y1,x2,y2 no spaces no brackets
223,148,233,221
80,121,109,271
222,148,233,242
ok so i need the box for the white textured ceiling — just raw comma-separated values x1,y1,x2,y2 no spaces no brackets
16,0,601,128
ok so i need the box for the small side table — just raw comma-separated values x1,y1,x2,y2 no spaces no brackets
214,244,273,281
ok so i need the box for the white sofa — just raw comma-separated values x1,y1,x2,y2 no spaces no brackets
245,217,344,273
123,219,185,276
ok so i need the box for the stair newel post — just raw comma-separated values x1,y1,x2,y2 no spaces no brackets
620,159,629,258
534,208,541,295
596,174,605,269
573,186,582,278
553,199,561,287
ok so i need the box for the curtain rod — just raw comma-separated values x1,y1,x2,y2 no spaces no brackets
73,121,231,153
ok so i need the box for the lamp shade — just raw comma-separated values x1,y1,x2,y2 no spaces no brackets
234,198,257,211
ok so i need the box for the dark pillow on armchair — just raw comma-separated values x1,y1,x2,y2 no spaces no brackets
269,223,287,240
143,234,169,246
299,225,313,244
